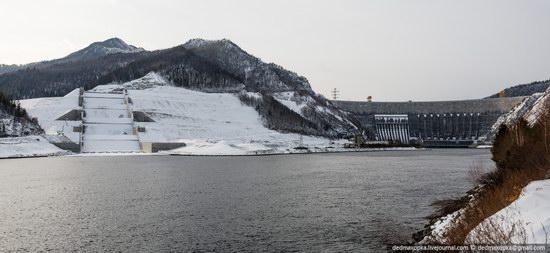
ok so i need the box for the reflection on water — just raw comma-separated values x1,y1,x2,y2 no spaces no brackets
0,149,492,251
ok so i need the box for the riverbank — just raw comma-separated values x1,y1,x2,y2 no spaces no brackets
162,139,420,156
1,135,421,159
467,179,550,244
417,175,550,245
164,147,420,156
0,136,71,159
416,88,550,245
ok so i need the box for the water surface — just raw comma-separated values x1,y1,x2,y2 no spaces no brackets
0,149,492,251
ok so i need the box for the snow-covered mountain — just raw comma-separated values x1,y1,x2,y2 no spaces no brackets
121,71,359,138
486,79,550,98
0,38,145,77
20,74,351,154
95,38,361,137
183,39,311,92
0,38,360,138
179,39,359,137
60,37,145,63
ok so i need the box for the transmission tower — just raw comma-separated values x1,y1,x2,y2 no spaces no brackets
331,88,339,100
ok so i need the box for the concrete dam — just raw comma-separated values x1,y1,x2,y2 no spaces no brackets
333,97,525,146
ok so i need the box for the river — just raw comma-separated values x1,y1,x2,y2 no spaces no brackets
0,149,492,252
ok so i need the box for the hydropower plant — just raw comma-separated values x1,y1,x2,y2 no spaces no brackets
333,97,525,147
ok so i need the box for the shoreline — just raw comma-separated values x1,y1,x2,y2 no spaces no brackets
1,144,496,160
0,146,425,160
163,146,423,157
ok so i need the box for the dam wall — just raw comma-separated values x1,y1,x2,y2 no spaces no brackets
334,97,525,114
333,97,525,142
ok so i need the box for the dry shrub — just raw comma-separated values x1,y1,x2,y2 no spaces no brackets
467,161,491,186
426,100,550,245
440,165,547,245
464,209,527,245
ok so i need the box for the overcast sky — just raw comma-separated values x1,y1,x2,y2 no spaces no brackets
1,0,549,101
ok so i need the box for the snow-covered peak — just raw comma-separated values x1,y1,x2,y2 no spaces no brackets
62,38,145,62
96,38,137,50
86,37,145,54
183,38,210,48
183,38,240,51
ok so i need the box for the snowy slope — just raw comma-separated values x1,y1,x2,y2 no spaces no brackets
128,86,333,145
110,82,275,142
18,72,354,155
90,73,345,155
0,113,42,137
19,89,81,142
491,86,550,136
0,136,70,158
273,91,350,123
467,180,550,244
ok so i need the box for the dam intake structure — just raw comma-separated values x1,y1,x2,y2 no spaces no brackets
333,97,526,146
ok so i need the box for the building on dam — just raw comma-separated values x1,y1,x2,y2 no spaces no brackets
333,97,525,146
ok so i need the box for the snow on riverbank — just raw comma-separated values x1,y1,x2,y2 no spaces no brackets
167,140,272,156
0,136,71,159
418,207,465,245
420,179,550,245
19,89,81,143
165,139,418,156
467,179,550,244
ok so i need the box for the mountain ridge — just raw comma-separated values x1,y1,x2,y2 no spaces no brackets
60,37,145,63
486,79,550,98
0,38,146,76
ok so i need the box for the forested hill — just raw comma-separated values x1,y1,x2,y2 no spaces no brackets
0,38,316,99
0,38,361,138
0,64,19,75
486,79,550,98
0,91,42,137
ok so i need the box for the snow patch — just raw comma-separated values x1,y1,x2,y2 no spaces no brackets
273,91,313,116
19,92,81,142
0,136,71,158
418,209,464,245
168,140,272,156
491,86,550,136
123,72,168,90
467,179,550,244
